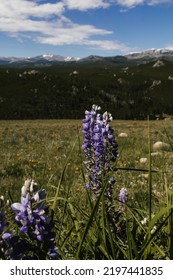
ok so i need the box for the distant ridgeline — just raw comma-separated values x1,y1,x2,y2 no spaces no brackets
0,50,173,120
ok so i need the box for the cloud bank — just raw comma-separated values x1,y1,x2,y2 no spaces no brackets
0,0,171,53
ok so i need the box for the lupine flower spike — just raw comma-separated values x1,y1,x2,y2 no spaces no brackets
9,179,58,259
82,105,119,202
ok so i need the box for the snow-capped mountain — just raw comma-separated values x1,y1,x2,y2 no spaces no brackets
0,54,80,66
126,48,173,59
1,49,173,67
35,54,80,62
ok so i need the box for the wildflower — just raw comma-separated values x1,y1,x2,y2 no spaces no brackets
2,232,42,260
141,217,147,225
0,197,13,259
119,188,128,209
11,179,58,259
82,105,118,199
151,225,157,235
0,197,8,235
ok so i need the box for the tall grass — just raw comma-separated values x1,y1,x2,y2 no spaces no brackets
0,117,173,259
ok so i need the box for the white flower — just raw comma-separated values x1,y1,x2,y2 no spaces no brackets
141,217,147,225
151,225,157,235
21,179,37,196
30,180,35,193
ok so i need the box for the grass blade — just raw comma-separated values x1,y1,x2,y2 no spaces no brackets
51,136,78,214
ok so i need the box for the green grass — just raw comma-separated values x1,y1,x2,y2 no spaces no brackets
0,119,173,259
0,118,173,213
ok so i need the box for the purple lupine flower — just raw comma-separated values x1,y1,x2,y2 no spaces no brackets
1,234,33,260
11,179,58,259
0,195,38,260
82,105,118,200
119,188,128,210
0,197,14,259
0,198,8,235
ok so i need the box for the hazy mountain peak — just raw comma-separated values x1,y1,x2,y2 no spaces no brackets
1,48,173,67
126,48,173,59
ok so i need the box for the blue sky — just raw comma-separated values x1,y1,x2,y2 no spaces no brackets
0,0,173,58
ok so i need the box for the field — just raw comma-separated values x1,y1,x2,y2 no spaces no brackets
0,118,173,259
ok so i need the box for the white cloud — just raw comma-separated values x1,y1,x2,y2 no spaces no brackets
62,0,173,11
0,1,64,19
83,39,132,53
115,0,144,8
114,0,172,8
63,0,110,10
0,0,171,54
35,23,112,45
165,44,173,50
148,0,172,5
0,0,130,53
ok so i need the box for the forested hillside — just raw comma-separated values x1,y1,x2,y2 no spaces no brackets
0,60,173,119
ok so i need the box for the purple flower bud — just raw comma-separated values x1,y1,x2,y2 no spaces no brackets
20,225,28,234
11,203,25,212
109,178,116,185
2,232,12,240
119,188,128,207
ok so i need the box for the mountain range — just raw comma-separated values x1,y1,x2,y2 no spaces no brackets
1,48,173,67
1,48,173,120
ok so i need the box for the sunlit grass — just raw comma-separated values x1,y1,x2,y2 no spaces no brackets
0,119,173,259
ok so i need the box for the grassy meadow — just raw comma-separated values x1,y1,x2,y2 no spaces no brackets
0,118,173,259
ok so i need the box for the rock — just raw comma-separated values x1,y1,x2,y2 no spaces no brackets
153,141,170,150
151,151,162,156
118,132,128,138
168,75,173,81
139,157,147,164
152,60,165,68
150,80,161,88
